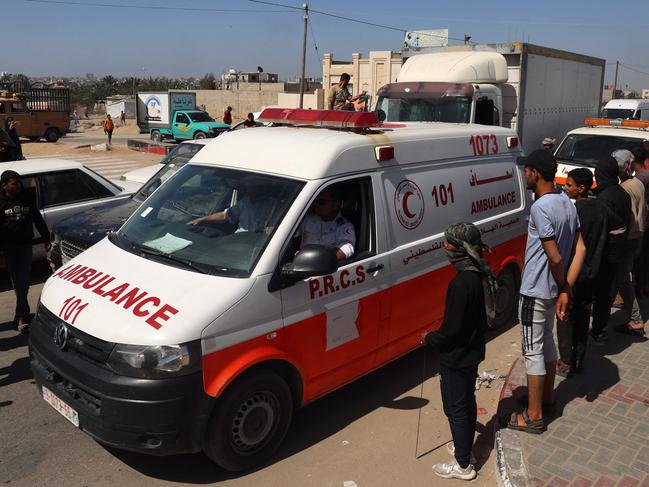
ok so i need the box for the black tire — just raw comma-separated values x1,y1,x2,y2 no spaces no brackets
193,131,207,140
493,266,519,328
28,136,40,142
150,130,161,142
44,128,60,143
203,369,293,472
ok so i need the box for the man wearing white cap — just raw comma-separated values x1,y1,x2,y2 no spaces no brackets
542,138,556,152
612,149,646,336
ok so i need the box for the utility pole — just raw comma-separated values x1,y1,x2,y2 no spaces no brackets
612,60,619,99
463,34,471,45
299,2,308,108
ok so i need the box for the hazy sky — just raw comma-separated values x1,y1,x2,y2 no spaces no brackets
6,0,649,90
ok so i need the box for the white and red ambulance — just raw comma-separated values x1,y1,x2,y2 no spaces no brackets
29,109,529,471
554,118,649,187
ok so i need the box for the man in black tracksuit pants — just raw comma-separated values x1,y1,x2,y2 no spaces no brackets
0,170,50,331
424,223,496,481
590,156,631,343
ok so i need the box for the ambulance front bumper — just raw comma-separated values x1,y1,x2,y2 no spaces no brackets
28,305,215,456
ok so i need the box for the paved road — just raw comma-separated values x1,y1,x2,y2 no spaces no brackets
0,265,519,486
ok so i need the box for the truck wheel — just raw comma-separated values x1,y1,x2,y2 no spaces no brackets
203,370,293,472
193,131,207,140
493,266,519,328
29,136,40,142
44,128,60,143
150,130,161,142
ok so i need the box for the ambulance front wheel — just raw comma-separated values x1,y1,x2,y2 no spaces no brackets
203,369,293,472
493,266,519,328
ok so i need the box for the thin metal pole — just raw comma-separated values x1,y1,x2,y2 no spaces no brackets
612,61,619,98
414,346,427,458
299,2,308,108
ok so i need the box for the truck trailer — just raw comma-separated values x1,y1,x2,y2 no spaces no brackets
136,91,229,142
375,42,605,154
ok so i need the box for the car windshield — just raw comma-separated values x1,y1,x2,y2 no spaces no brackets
375,95,471,123
159,142,204,166
114,165,303,277
555,134,642,167
188,111,214,122
602,108,637,120
132,163,184,203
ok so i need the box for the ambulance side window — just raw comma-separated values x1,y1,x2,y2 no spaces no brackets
291,177,374,263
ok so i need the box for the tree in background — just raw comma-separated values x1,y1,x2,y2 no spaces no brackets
198,73,216,90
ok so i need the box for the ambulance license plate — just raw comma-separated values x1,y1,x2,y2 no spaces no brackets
42,386,79,427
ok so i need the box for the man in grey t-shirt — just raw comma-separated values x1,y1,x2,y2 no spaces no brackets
508,150,585,435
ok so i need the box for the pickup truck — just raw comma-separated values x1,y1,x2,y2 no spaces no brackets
136,91,229,142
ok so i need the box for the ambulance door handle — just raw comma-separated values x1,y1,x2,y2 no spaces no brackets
366,264,384,273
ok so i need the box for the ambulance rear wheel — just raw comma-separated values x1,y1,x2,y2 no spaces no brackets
493,266,518,328
204,370,293,472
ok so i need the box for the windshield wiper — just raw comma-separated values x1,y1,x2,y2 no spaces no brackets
139,246,211,274
108,231,139,251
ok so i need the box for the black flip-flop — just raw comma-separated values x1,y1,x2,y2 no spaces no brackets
507,409,546,434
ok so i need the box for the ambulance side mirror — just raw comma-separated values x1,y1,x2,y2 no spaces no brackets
281,244,338,282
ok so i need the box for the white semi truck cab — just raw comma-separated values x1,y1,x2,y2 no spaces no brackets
375,52,513,127
375,44,605,155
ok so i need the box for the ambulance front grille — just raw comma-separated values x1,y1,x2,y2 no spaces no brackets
35,304,115,366
60,238,89,264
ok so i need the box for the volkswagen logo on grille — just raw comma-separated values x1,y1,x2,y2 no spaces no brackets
54,323,69,350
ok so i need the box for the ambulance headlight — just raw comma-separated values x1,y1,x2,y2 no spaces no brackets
108,340,201,378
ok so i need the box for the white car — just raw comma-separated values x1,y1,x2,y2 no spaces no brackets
0,158,140,262
120,139,211,184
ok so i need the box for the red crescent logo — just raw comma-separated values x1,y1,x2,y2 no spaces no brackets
402,191,415,218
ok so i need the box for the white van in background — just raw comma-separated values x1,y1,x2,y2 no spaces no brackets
602,99,649,121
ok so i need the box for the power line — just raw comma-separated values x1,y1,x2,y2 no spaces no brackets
308,18,320,58
620,64,649,78
248,0,476,44
23,0,290,13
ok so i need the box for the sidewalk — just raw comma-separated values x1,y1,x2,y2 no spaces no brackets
495,311,649,486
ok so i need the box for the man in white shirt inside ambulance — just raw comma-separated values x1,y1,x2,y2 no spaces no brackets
296,188,355,261
187,178,273,233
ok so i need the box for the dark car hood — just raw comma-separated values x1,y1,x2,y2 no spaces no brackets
53,197,141,246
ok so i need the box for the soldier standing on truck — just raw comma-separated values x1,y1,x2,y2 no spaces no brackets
102,114,114,145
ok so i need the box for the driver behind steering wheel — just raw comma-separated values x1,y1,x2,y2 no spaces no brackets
187,176,272,233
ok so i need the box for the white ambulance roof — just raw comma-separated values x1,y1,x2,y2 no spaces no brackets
566,126,649,140
191,123,519,180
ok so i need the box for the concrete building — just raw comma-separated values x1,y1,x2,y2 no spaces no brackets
322,51,402,108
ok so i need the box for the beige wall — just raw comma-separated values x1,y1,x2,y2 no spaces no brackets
185,90,280,122
276,89,325,109
322,51,402,108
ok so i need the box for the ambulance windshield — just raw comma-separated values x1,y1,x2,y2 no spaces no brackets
555,134,642,167
112,165,303,277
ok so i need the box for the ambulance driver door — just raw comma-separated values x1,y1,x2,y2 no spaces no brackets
276,177,391,401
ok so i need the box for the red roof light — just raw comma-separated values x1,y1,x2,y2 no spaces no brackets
258,108,380,129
